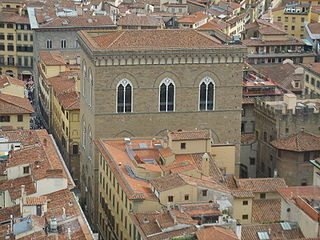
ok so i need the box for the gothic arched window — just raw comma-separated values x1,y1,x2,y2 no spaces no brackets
82,61,86,96
117,79,132,113
199,77,215,111
159,78,175,112
88,69,93,107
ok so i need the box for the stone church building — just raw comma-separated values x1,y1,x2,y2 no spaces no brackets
77,29,247,228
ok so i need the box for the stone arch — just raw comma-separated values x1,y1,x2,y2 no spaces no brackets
206,128,220,143
153,71,181,88
114,130,135,137
154,129,170,136
109,72,139,89
192,70,222,87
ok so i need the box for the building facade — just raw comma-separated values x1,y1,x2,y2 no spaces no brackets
77,29,247,229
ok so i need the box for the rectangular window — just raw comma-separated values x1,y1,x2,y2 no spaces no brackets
311,78,315,86
17,115,23,122
277,16,281,21
23,166,30,174
305,74,309,83
7,34,14,41
30,34,33,41
7,44,14,51
0,34,4,40
0,116,10,122
292,17,296,23
301,17,305,22
180,142,186,149
202,189,208,196
291,26,295,30
18,56,22,66
249,157,255,165
0,23,4,28
0,44,4,51
260,193,266,199
184,194,189,201
242,214,249,220
24,34,28,41
284,25,288,31
72,144,79,154
168,196,174,202
243,200,248,205
285,17,288,22
300,26,304,31
7,23,13,28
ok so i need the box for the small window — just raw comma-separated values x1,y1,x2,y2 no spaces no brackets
61,39,67,49
0,116,10,122
305,75,309,83
202,189,208,197
249,157,255,165
260,193,266,199
17,115,23,122
242,214,249,220
285,17,288,22
277,16,281,21
46,39,52,49
243,200,248,205
168,196,174,202
184,194,189,201
291,26,295,30
311,78,315,86
23,166,30,174
301,17,305,22
180,142,186,149
7,23,13,28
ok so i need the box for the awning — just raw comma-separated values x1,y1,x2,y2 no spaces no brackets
302,39,313,46
21,70,32,75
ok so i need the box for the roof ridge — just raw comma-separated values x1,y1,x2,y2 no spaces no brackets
107,31,126,49
0,94,33,113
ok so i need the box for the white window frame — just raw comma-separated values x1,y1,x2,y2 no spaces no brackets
159,77,175,112
82,61,86,96
89,69,93,107
116,78,133,113
198,77,215,111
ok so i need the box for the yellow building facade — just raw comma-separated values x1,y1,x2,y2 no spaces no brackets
272,4,310,38
37,51,80,181
302,62,320,96
0,4,33,80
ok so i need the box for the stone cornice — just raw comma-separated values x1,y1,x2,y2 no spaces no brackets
91,51,246,66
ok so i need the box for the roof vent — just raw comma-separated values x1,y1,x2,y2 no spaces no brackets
143,218,149,224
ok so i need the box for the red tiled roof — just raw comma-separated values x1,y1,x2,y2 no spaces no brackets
169,129,210,141
0,175,36,200
241,223,304,240
241,134,255,143
0,75,24,88
150,173,187,192
24,196,47,206
307,22,320,34
252,199,281,223
177,12,208,24
0,12,29,24
196,226,238,240
242,39,305,46
39,51,65,66
235,178,287,193
277,186,320,202
85,29,227,51
0,93,34,114
0,205,20,222
271,131,320,152
302,62,320,75
117,14,163,27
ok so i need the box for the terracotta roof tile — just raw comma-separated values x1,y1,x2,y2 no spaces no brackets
235,178,287,193
271,131,320,152
177,12,208,24
150,173,187,192
252,199,281,223
241,223,304,240
302,62,320,75
241,134,255,143
24,196,47,206
88,29,224,50
277,186,320,202
196,226,238,240
117,14,163,27
39,51,65,66
0,93,34,114
0,175,36,200
242,39,305,46
169,129,210,141
0,75,24,88
307,22,320,34
0,205,20,222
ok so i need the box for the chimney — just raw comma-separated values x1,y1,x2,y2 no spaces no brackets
67,227,71,239
21,185,26,203
62,207,66,219
283,94,297,113
201,153,210,176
